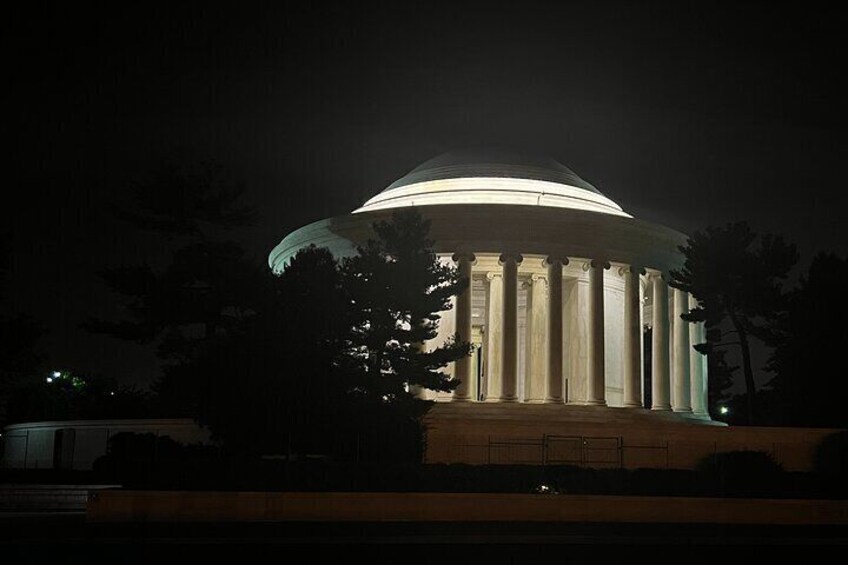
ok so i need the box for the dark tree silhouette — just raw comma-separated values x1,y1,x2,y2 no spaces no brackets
196,245,355,457
341,208,473,417
669,222,797,424
0,313,45,425
0,234,45,427
198,210,472,461
84,161,266,415
763,253,848,428
114,160,255,237
4,369,151,424
707,348,737,419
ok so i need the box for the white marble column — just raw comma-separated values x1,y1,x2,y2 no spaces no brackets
622,265,643,407
452,253,475,402
526,273,548,402
651,273,671,410
689,293,708,417
672,288,692,412
565,276,588,403
586,260,608,406
500,253,522,402
485,271,504,401
546,257,566,403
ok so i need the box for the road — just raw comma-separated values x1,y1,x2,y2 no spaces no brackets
1,512,846,560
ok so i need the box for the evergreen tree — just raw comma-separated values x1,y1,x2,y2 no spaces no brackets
114,160,255,236
84,161,266,415
196,245,355,456
763,253,848,427
198,208,474,461
341,208,473,418
8,370,151,423
0,234,45,427
707,348,737,420
669,222,797,424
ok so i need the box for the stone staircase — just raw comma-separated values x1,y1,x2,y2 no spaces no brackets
425,402,726,428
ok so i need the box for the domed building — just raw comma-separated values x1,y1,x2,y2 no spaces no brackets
271,150,707,410
269,150,834,469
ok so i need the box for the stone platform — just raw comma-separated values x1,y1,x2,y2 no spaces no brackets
423,403,839,471
87,490,848,525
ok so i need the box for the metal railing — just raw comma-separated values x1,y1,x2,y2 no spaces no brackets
478,435,672,468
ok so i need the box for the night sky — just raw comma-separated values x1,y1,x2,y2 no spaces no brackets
6,2,847,387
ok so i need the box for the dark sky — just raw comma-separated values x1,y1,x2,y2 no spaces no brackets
5,1,847,387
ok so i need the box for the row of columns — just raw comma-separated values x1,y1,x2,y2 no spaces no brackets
450,253,708,415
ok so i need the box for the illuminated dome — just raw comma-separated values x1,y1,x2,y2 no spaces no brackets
356,149,629,217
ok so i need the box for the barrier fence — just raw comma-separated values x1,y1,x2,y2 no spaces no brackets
481,435,673,468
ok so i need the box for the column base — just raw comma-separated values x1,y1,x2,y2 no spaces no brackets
651,405,672,411
584,399,607,406
622,402,643,408
673,407,693,413
450,397,471,403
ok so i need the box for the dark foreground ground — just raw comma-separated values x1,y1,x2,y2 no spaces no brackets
1,512,846,561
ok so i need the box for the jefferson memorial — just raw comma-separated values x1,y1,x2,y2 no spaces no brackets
271,151,708,415
270,150,793,468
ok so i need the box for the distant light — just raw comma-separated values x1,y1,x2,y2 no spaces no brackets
52,371,61,378
46,377,53,383
110,392,115,396
719,406,729,415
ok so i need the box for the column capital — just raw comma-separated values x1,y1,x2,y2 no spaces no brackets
531,273,547,284
618,264,646,276
486,271,502,282
498,253,523,266
451,251,477,265
586,259,610,270
544,256,569,268
647,270,667,281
